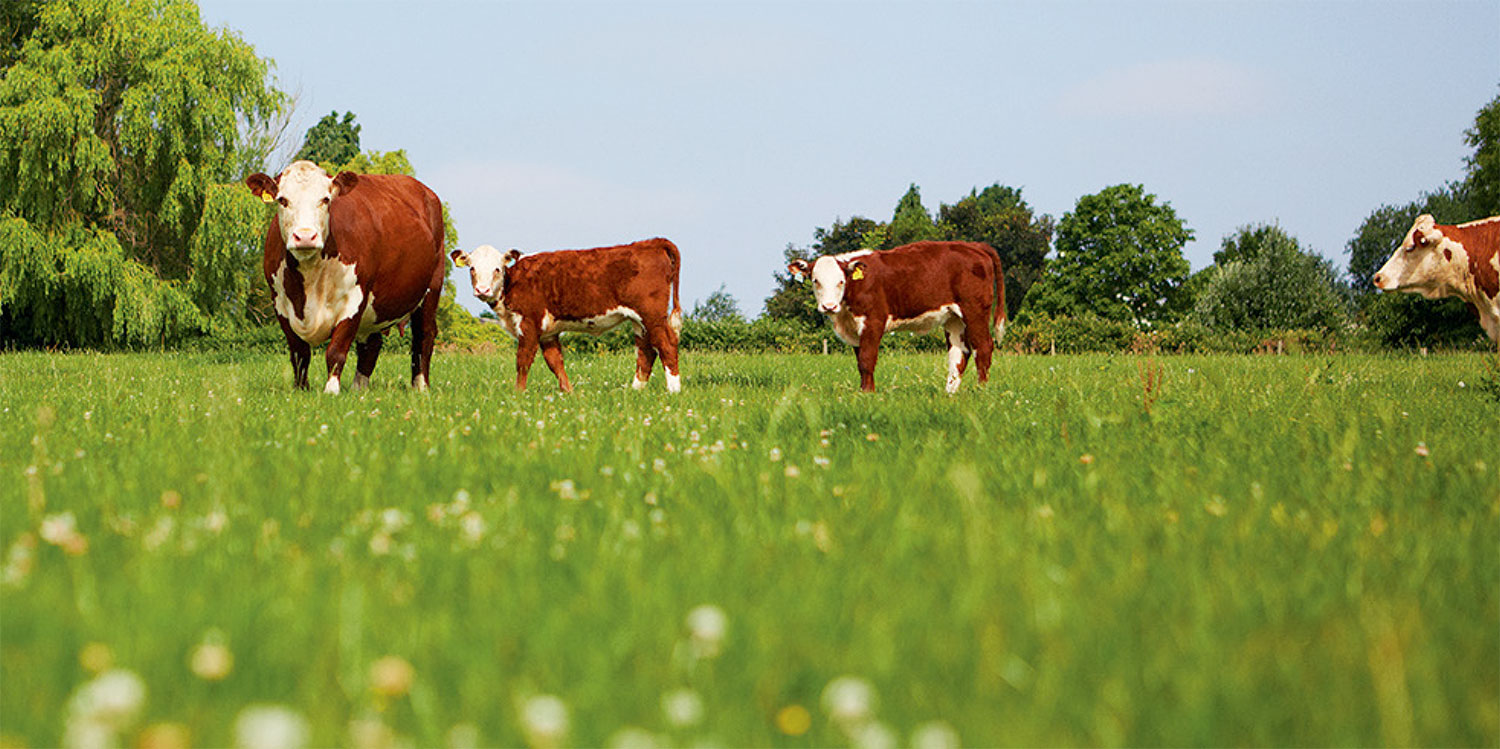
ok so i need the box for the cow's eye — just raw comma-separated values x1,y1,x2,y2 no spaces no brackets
277,197,289,207
320,197,330,206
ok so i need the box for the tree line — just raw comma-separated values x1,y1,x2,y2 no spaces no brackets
2,1,1496,351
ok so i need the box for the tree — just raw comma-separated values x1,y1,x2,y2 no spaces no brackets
883,184,937,248
1021,184,1193,326
937,184,1054,318
296,110,361,168
1191,223,1347,332
0,0,284,347
1465,89,1500,216
690,284,743,323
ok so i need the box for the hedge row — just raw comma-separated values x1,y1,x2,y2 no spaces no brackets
185,313,1493,357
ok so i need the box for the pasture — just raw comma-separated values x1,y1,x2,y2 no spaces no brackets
1,349,1496,747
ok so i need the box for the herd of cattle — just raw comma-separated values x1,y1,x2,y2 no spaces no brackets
244,161,1500,395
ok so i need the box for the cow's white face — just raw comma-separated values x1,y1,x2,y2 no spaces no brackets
450,245,519,304
246,161,358,259
1374,215,1465,300
810,256,849,314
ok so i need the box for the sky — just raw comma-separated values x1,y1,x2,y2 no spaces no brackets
196,1,1499,317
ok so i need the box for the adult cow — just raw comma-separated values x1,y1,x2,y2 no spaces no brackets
789,241,1005,393
245,161,445,394
450,238,683,393
1373,214,1500,343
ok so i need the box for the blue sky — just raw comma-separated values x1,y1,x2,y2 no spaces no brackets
197,1,1499,316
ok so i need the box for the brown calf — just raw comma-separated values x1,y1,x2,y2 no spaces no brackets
790,241,1005,393
451,238,683,392
246,161,445,394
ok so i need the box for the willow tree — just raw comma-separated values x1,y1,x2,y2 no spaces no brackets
0,0,282,347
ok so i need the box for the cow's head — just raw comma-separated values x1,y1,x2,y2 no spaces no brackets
245,160,359,259
788,255,867,314
1373,215,1462,299
450,245,522,304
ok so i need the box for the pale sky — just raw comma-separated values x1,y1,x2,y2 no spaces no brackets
197,1,1500,317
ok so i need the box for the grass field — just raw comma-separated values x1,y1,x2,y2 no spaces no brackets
1,349,1497,747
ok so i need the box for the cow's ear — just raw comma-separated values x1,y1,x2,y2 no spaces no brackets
787,259,810,279
246,173,278,202
331,171,360,197
503,249,522,267
449,249,469,268
848,259,866,281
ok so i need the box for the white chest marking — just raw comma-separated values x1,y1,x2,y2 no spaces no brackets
273,258,365,345
828,311,865,346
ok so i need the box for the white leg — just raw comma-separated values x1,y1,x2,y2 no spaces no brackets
323,376,341,395
945,324,966,395
412,374,428,392
631,373,649,390
665,371,681,394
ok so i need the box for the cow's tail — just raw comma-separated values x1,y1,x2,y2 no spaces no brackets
662,238,683,336
983,243,1007,343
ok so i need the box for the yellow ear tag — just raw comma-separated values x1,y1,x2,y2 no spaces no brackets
260,193,275,204
850,267,865,281
453,255,468,268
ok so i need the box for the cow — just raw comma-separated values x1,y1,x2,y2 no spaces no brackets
449,238,683,393
789,241,1006,393
245,160,446,394
1373,214,1500,343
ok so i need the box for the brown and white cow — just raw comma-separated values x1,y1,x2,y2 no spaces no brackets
1373,214,1500,343
246,160,446,393
450,238,683,393
789,241,1006,393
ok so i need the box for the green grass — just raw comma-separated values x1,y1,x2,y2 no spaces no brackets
2,350,1496,747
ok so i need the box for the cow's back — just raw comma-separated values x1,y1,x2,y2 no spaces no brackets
856,241,997,316
508,239,678,319
1449,218,1500,300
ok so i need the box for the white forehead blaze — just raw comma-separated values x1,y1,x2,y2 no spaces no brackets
276,161,335,250
811,256,847,310
465,245,506,300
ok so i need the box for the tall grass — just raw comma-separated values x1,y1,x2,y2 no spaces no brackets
1,350,1496,747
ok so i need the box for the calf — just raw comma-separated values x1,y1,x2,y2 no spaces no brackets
789,241,1006,393
451,238,683,392
246,161,445,393
1373,214,1500,343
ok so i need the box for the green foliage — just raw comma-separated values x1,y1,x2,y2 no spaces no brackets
0,0,283,347
0,216,203,348
1465,89,1500,216
762,244,827,329
2,351,1495,746
936,184,1054,318
883,183,938,247
1191,224,1348,332
689,284,743,323
295,110,361,168
1022,184,1193,327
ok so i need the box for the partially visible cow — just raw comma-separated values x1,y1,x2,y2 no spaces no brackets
450,238,683,393
789,241,1006,393
246,160,445,393
1373,214,1500,343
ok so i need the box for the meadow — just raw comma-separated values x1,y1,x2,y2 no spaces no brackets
1,349,1496,747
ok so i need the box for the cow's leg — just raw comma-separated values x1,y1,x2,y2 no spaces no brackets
353,333,383,391
961,303,995,385
648,322,681,393
277,316,311,390
514,325,540,391
856,322,885,392
540,337,573,393
409,284,441,392
944,316,970,394
322,314,363,395
632,327,657,390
